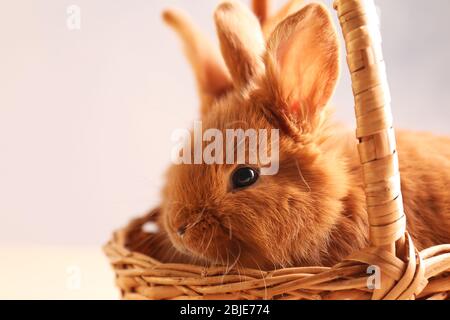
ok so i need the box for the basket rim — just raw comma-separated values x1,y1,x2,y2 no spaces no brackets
103,210,450,299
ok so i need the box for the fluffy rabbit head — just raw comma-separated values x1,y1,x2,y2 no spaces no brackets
160,1,351,269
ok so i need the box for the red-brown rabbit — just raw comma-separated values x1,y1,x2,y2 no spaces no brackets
142,1,450,270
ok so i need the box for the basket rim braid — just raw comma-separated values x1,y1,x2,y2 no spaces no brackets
103,0,450,300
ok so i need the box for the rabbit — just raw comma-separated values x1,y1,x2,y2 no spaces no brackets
140,0,450,270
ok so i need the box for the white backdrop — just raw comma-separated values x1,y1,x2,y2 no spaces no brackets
1,0,449,247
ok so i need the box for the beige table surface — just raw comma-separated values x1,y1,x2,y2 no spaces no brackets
0,245,119,299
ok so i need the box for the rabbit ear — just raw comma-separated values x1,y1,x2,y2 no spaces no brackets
163,9,232,116
262,0,305,38
252,0,271,25
265,3,339,125
214,1,265,88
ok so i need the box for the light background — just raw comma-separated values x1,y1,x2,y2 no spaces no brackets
0,0,449,298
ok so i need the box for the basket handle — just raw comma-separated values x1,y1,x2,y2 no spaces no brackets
333,0,406,251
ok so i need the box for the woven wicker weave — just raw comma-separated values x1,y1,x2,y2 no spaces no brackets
103,0,450,300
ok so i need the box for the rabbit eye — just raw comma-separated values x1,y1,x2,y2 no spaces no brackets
231,167,259,189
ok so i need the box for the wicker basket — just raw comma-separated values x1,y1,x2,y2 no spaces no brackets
103,0,450,300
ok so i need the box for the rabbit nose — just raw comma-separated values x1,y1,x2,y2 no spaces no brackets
177,225,187,237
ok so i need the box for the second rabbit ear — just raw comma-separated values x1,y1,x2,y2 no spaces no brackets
214,1,266,87
163,9,232,117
